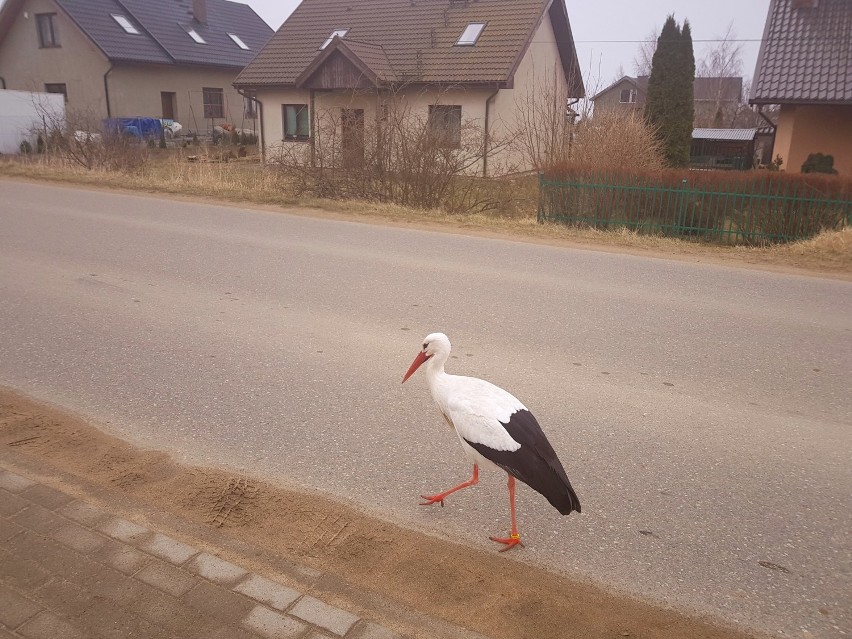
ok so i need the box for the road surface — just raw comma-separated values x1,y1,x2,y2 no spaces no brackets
1,181,850,637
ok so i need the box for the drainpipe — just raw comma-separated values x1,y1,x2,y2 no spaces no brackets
103,65,113,118
0,77,6,89
482,85,500,178
309,88,316,167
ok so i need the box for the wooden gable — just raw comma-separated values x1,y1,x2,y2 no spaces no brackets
299,50,376,90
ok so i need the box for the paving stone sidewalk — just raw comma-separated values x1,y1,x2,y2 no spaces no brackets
0,467,401,639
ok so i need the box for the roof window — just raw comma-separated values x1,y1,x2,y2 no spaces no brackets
320,29,349,50
228,33,249,50
111,14,140,35
456,22,486,46
181,24,206,44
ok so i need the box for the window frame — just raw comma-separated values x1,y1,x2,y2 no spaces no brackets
111,14,140,35
228,33,250,50
456,22,486,46
181,23,207,44
427,104,462,148
619,88,638,104
36,13,60,48
283,104,310,141
202,87,224,119
320,28,349,50
44,83,68,103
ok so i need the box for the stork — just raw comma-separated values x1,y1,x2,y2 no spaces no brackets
402,332,580,551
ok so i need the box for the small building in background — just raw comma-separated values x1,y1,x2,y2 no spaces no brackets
690,128,757,170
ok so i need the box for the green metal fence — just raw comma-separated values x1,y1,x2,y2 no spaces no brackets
537,172,852,245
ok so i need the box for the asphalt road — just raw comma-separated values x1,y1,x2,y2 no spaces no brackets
1,181,850,637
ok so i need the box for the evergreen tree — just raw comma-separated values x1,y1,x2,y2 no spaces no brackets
645,15,695,167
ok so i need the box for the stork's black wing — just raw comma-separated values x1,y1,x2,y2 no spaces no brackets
464,409,580,515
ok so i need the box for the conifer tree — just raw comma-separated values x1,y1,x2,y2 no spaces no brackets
645,15,695,167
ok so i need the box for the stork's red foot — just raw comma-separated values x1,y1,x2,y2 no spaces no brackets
489,533,524,552
419,493,446,507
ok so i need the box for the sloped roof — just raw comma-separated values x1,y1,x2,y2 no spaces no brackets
693,128,757,141
0,0,273,68
593,75,741,102
751,0,852,105
235,0,584,95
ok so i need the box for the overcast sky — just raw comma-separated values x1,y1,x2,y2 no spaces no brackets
238,0,771,94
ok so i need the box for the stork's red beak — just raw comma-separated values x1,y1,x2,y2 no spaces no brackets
402,351,431,383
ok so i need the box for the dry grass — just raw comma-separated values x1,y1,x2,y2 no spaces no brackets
1,153,849,277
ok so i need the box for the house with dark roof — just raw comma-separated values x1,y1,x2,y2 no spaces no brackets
750,0,852,176
0,0,273,132
592,75,745,127
233,0,585,175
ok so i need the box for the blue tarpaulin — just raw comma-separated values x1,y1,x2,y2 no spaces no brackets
103,117,163,139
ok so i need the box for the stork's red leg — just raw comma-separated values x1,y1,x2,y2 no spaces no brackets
490,474,524,551
420,465,478,506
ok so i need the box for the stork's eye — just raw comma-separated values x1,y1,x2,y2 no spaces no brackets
423,343,428,350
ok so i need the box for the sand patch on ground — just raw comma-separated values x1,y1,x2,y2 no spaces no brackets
1,387,766,639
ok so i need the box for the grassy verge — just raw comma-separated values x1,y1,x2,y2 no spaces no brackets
2,153,850,277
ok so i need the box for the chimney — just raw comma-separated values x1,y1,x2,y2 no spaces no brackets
192,0,207,24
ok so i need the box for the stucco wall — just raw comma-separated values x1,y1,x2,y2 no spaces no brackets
109,65,254,133
773,104,852,176
0,0,110,117
592,80,642,116
255,9,573,175
0,0,255,132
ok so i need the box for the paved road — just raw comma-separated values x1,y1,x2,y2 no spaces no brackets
1,181,850,637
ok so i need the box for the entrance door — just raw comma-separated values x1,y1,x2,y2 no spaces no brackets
341,108,365,168
161,92,176,120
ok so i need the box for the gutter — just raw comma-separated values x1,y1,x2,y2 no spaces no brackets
482,85,500,178
103,65,113,118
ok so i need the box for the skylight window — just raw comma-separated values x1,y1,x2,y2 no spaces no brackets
181,24,206,44
320,29,349,50
228,33,249,50
111,14,140,35
456,22,486,46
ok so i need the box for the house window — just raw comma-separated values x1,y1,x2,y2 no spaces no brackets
428,105,462,148
320,29,348,50
619,88,637,103
456,22,486,46
36,13,59,48
202,87,224,118
283,104,310,140
181,23,206,44
228,33,249,50
243,91,257,119
111,14,140,35
44,83,67,103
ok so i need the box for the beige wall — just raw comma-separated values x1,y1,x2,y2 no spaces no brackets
0,0,110,117
773,104,852,176
255,10,573,175
592,80,642,116
109,65,254,133
0,0,256,132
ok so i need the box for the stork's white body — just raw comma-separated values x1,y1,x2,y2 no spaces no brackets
403,333,581,550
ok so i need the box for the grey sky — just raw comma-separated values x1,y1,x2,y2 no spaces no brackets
237,0,771,95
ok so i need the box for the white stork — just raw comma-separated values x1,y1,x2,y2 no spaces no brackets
402,332,580,551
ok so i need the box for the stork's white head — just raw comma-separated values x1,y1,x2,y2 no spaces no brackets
402,332,451,383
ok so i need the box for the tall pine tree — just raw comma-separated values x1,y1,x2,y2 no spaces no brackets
645,15,695,167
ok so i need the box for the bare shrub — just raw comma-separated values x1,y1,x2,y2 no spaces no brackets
30,106,149,172
270,88,512,213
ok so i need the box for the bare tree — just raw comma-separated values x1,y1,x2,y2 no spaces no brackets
632,27,658,77
695,23,746,127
